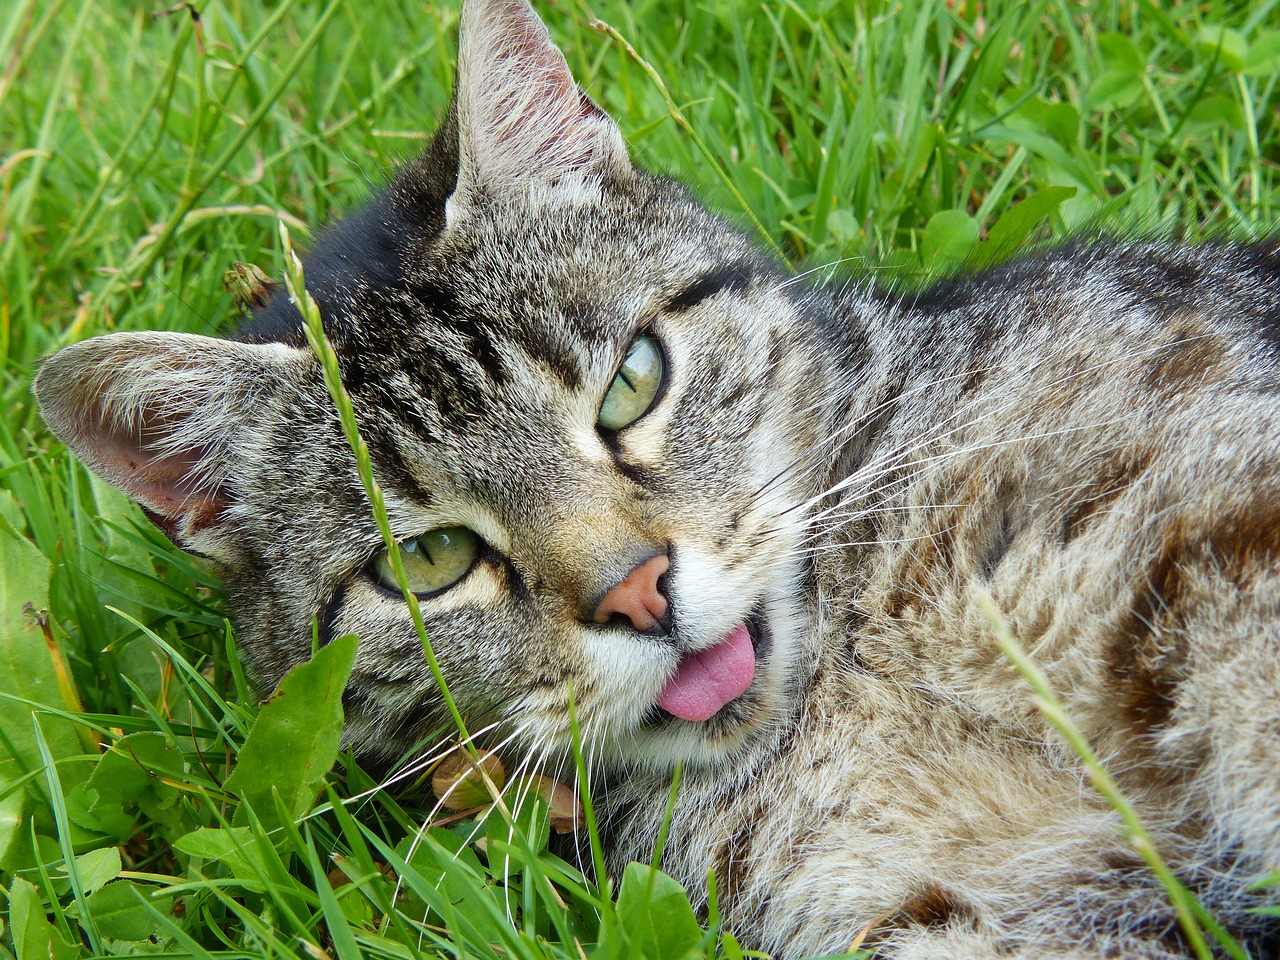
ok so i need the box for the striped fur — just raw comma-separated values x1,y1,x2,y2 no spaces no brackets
34,1,1280,955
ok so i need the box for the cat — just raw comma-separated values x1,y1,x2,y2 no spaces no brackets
33,0,1280,956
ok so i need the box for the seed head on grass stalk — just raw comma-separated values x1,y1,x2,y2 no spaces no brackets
279,222,545,854
278,221,472,750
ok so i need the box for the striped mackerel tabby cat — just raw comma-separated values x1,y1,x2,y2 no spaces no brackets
34,0,1280,956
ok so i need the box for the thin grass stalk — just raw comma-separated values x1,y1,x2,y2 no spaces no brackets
73,0,335,341
649,757,682,873
54,27,194,262
977,591,1244,960
279,223,470,746
3,0,89,232
32,716,104,954
567,684,609,904
589,17,789,265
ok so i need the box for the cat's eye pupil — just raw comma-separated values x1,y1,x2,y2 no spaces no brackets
373,526,479,597
598,334,664,431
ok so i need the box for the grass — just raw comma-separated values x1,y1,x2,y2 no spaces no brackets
2,0,1279,956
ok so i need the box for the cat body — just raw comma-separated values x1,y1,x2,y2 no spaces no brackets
609,240,1280,956
33,0,1280,956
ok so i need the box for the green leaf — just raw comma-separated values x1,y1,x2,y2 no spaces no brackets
1085,69,1143,110
1041,103,1079,147
62,781,136,842
174,825,263,880
69,846,121,894
80,880,166,942
610,862,704,960
1097,33,1145,73
0,526,81,784
1183,95,1245,134
1195,25,1248,73
825,209,859,246
173,821,300,902
974,185,1077,268
0,528,87,871
223,633,358,834
1243,31,1280,77
0,760,26,869
87,731,184,830
9,876,82,960
0,489,25,537
921,209,979,271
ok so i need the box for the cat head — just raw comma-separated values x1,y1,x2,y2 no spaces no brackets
34,0,834,771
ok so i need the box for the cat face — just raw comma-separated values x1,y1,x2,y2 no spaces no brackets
34,0,831,770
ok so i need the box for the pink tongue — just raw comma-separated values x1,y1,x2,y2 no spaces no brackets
658,624,756,722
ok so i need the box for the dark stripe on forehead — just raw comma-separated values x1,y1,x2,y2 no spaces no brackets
666,261,755,313
340,326,491,437
414,280,509,387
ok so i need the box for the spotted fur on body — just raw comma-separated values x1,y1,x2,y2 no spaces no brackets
33,1,1280,956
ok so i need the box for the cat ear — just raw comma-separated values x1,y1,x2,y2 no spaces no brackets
448,0,631,212
34,332,306,556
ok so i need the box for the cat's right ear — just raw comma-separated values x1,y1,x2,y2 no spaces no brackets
33,332,307,558
447,0,632,216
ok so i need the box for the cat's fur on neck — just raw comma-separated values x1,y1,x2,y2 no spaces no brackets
34,0,1280,956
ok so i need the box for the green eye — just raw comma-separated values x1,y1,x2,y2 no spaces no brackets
598,334,664,431
373,527,480,596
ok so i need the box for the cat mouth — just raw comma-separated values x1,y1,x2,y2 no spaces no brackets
654,608,770,723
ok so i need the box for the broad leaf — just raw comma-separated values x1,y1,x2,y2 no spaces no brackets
1244,32,1280,77
0,759,25,869
9,876,83,960
0,525,83,870
1195,25,1248,73
1085,70,1143,110
921,210,979,271
174,825,276,882
87,732,184,824
80,880,166,942
1097,33,1145,73
223,633,357,834
69,846,122,894
974,186,1077,268
610,862,704,960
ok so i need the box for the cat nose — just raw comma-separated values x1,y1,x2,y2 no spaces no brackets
593,553,671,634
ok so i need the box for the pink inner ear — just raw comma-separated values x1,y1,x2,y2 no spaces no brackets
86,401,226,528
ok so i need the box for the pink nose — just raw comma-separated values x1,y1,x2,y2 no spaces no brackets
593,554,670,632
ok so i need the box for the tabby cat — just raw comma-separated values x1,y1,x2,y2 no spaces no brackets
33,0,1280,956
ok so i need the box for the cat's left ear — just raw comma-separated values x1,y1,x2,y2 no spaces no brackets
448,0,632,214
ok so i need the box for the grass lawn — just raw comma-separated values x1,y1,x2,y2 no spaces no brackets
2,0,1279,956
